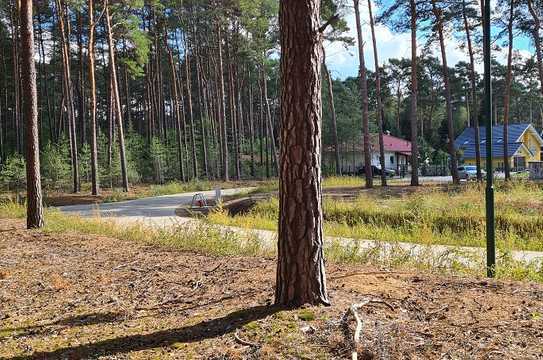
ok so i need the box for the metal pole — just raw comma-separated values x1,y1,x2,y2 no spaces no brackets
483,0,496,277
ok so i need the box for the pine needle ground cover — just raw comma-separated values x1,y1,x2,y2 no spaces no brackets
1,218,542,359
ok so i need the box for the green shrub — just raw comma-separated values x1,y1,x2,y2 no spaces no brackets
41,140,71,190
0,154,26,192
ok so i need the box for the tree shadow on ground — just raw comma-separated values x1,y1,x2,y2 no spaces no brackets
1,312,126,340
8,305,282,360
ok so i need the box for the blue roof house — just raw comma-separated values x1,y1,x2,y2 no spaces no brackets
454,123,543,170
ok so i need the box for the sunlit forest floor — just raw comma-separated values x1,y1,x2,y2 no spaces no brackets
1,218,542,359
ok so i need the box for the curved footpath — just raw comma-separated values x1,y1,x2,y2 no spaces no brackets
59,187,543,268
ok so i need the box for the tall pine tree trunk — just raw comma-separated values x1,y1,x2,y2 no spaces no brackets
216,23,229,181
11,1,21,154
368,0,387,186
77,12,86,146
20,0,44,228
410,0,420,186
276,0,329,307
195,43,210,178
527,0,543,97
323,58,341,176
462,0,482,181
353,0,373,188
248,79,256,177
184,36,199,179
432,0,459,184
261,62,279,176
166,39,186,182
56,0,80,193
105,0,129,192
503,0,514,180
88,0,99,195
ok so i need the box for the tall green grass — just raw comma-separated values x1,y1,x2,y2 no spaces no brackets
208,181,543,252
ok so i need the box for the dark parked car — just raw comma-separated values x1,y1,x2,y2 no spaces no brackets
357,165,396,178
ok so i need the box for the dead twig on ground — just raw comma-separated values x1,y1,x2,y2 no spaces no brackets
204,263,223,274
341,297,396,360
342,299,370,360
234,329,260,348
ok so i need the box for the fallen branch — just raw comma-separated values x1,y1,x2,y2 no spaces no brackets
234,329,259,348
369,299,395,312
204,263,222,274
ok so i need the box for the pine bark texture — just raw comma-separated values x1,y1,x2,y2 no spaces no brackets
20,0,44,229
276,0,329,307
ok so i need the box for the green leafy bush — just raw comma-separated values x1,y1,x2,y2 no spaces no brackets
41,139,71,189
0,154,26,192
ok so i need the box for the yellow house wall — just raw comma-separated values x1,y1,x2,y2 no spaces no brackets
464,158,511,169
521,130,542,162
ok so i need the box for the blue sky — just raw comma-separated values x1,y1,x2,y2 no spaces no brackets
325,1,536,79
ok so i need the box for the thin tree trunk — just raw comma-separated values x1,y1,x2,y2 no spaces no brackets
37,10,54,144
354,0,373,188
185,35,199,179
166,38,186,182
432,0,459,184
56,0,80,193
11,1,21,153
195,43,209,178
216,22,229,181
276,0,329,307
462,0,482,181
503,0,514,180
396,85,401,134
248,78,256,177
410,0,419,186
527,0,543,97
261,63,279,176
88,0,99,195
77,12,86,146
368,0,387,186
105,0,129,191
323,59,341,176
0,46,3,160
20,0,44,228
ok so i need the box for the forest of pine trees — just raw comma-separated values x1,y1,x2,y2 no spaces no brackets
0,0,542,194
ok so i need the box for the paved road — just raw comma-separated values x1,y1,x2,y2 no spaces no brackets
59,186,543,267
59,187,253,227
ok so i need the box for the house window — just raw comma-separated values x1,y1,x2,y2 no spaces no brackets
514,156,526,170
390,156,394,164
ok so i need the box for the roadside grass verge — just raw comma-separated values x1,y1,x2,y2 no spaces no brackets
0,200,541,284
207,181,543,252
